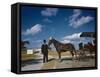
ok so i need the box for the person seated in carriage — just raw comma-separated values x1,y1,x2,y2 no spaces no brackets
79,42,84,50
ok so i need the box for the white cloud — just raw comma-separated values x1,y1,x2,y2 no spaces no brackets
69,9,81,21
61,33,82,44
41,8,58,17
63,32,82,41
43,18,52,23
61,40,71,43
74,16,93,28
69,9,93,28
23,24,42,35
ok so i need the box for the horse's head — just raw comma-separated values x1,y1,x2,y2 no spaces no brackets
48,37,54,46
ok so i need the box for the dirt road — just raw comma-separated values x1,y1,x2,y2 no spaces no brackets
21,51,95,71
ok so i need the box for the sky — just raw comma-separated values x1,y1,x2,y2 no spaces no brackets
21,6,96,49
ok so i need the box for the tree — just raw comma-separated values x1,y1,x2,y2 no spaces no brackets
21,41,29,51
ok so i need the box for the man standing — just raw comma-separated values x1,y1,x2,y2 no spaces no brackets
41,40,49,63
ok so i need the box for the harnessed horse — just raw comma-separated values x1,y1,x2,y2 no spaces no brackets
48,37,77,61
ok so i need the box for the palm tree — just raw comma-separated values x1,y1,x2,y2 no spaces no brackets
21,41,29,51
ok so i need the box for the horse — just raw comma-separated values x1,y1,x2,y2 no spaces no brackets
48,37,77,61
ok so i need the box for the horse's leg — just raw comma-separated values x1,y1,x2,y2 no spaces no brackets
73,50,78,59
70,51,74,60
58,51,61,61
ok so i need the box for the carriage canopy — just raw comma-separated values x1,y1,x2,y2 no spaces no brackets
80,32,95,38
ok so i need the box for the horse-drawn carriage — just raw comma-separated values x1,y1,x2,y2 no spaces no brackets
48,32,96,61
78,32,96,59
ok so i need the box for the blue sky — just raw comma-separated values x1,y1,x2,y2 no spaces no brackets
21,6,96,49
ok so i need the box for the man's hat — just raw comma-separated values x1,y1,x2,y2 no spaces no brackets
43,39,46,43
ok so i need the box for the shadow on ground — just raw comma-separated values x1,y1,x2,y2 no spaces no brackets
21,58,55,67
